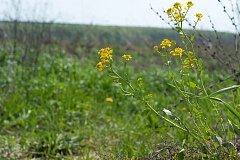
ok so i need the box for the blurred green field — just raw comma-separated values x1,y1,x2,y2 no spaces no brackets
0,23,239,159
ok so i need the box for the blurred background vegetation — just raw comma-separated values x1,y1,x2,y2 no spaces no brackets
0,21,238,72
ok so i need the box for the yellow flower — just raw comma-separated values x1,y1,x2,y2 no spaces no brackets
160,39,176,49
166,1,196,23
160,39,171,48
96,47,113,71
106,97,113,102
195,13,203,21
98,47,113,63
167,8,173,18
122,54,132,60
173,13,185,22
154,45,159,51
170,47,184,57
96,62,104,71
173,2,182,9
175,47,183,54
182,107,187,111
186,1,194,8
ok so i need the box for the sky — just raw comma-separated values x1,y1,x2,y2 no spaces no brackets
0,0,238,33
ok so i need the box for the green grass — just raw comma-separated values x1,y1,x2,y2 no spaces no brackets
0,46,158,159
0,43,239,159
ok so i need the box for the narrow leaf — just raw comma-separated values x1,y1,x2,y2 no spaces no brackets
228,120,235,133
222,142,236,151
210,97,240,120
163,109,177,120
209,85,240,96
190,35,195,42
213,135,222,147
163,109,172,116
232,122,240,135
168,83,176,88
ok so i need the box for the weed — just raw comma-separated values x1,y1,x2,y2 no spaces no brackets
96,1,240,159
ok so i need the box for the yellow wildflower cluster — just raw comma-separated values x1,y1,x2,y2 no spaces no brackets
155,39,183,58
96,47,113,71
98,47,113,63
166,1,203,23
160,39,176,48
167,1,194,22
170,47,184,57
122,54,132,61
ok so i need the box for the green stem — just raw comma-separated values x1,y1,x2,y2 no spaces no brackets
144,100,187,132
192,116,213,154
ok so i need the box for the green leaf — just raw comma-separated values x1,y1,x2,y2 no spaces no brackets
187,82,196,88
190,35,195,42
209,85,240,96
163,109,172,116
209,97,240,121
168,83,176,88
169,72,174,79
228,120,240,135
222,142,236,151
199,152,207,158
197,59,203,70
228,120,235,133
163,109,177,120
176,149,185,160
231,121,240,135
213,135,222,147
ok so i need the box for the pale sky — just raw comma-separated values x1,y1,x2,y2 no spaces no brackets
0,0,238,33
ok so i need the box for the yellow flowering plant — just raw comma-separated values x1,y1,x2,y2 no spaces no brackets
154,2,240,156
95,1,240,158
